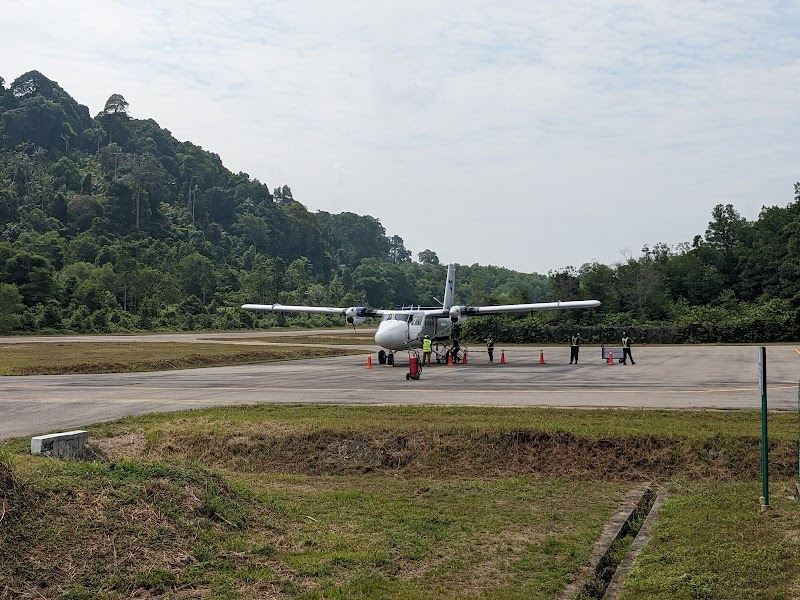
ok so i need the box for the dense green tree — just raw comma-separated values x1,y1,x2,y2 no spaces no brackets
179,253,217,304
579,261,620,313
387,235,411,264
273,185,294,203
737,195,800,301
117,151,168,229
241,257,283,304
51,156,82,192
279,201,324,268
704,203,746,288
615,247,670,320
353,258,395,307
2,250,56,306
232,212,270,254
1,71,92,152
664,243,724,305
318,212,390,268
66,195,103,232
106,179,136,233
418,249,439,265
0,283,24,332
548,267,581,301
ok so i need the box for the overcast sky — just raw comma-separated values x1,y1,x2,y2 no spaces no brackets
5,1,800,274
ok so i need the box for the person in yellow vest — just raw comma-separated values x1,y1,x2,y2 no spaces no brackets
569,333,581,364
622,332,636,365
422,334,432,366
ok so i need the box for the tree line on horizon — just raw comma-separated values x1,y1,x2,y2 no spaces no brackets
0,70,798,344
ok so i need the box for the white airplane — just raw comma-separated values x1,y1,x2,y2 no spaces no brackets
242,264,600,364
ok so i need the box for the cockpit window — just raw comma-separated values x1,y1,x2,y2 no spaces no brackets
382,313,412,322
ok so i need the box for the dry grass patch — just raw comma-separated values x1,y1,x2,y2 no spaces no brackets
0,342,363,374
91,418,799,482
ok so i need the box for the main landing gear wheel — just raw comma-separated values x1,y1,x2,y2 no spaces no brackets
378,350,387,365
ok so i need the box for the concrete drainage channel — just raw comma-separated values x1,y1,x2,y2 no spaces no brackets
561,483,664,600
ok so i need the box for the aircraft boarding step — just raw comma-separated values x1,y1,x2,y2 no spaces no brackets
601,345,624,363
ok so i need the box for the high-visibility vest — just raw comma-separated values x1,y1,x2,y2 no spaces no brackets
622,336,630,348
571,336,579,346
422,338,432,352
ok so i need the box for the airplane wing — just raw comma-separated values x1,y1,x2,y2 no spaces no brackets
463,300,601,316
242,304,349,315
241,303,385,324
445,300,600,323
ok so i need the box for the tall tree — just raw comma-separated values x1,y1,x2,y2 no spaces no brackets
548,267,580,301
388,235,411,264
417,249,439,265
704,203,746,288
99,93,130,146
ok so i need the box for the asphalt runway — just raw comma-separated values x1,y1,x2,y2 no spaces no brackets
1,335,798,440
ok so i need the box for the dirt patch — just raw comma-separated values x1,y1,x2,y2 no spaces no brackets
92,431,148,459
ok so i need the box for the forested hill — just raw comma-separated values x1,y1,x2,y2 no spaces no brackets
1,70,800,342
0,70,550,334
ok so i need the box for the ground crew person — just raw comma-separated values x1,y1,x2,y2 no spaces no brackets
486,336,495,362
569,333,581,364
622,331,635,365
422,334,432,366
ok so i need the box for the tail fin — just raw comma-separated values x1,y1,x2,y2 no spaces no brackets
442,264,455,309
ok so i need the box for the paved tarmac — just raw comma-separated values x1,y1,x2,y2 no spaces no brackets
1,333,798,440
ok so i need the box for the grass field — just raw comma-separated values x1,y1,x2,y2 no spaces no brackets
0,342,365,375
2,405,800,598
214,334,377,345
619,480,800,600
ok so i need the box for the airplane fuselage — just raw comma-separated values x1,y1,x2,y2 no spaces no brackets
374,312,453,352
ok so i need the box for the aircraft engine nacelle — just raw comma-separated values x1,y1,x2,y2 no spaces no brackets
449,306,466,324
345,306,368,325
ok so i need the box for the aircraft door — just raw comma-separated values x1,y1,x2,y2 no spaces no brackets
423,316,436,338
434,317,452,338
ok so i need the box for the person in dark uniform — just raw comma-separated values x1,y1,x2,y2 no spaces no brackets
622,331,635,365
486,336,495,362
450,338,461,363
569,333,581,364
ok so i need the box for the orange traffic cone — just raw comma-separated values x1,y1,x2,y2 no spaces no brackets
447,351,454,366
500,351,506,364
607,351,614,365
538,350,546,365
366,355,373,369
462,349,468,364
